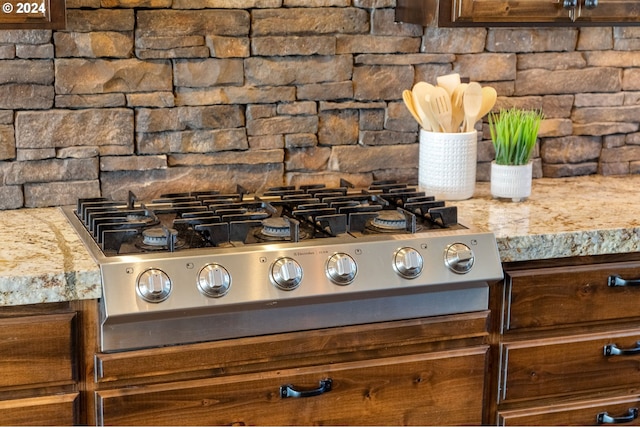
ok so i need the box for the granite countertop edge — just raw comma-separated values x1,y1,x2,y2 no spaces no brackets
1,175,639,306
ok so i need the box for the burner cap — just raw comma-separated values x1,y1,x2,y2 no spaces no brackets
254,217,310,241
127,213,155,224
371,210,407,231
142,227,177,246
261,217,291,238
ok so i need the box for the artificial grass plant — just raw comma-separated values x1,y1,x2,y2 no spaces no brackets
488,108,544,166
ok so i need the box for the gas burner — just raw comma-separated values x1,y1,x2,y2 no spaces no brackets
254,217,310,242
366,210,422,234
261,218,291,238
137,227,184,251
126,213,158,226
372,210,407,230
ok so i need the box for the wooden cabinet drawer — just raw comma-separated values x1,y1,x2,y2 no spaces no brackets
0,312,76,388
502,263,640,332
498,394,640,426
95,312,489,385
499,329,640,403
0,393,78,426
96,346,488,426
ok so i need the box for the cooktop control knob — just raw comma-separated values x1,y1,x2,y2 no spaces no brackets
197,263,231,298
136,268,172,303
326,253,357,285
445,243,475,274
270,257,303,291
393,247,424,279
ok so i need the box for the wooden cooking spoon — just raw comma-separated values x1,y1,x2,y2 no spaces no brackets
478,86,498,120
463,82,483,132
402,89,423,128
412,82,439,131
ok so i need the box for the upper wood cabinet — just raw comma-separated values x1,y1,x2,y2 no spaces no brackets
395,0,640,26
0,0,66,29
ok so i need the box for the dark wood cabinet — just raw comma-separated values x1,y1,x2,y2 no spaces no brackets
0,303,78,425
487,255,640,425
84,302,491,426
498,395,640,425
442,0,572,25
396,0,640,26
96,349,487,426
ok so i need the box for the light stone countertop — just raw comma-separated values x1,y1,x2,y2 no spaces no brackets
1,174,640,306
456,175,640,262
0,208,101,306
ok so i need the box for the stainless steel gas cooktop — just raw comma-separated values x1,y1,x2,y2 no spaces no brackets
62,180,503,352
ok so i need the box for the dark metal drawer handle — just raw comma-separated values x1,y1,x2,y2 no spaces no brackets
608,275,640,287
584,0,598,9
604,341,640,356
280,378,332,398
597,408,638,424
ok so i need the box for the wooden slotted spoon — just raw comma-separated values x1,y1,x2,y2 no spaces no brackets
451,83,468,132
429,86,452,133
412,82,439,131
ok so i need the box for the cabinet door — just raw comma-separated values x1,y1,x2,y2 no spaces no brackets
502,262,640,332
96,347,488,426
441,0,640,25
577,1,640,23
446,0,572,24
0,393,78,426
498,394,640,425
499,329,640,403
0,312,76,388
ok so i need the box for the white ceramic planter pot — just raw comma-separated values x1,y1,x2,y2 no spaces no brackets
419,129,477,200
490,161,532,202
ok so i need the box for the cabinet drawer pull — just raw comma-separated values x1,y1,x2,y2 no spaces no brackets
604,341,640,356
280,378,332,398
608,275,640,287
597,408,638,424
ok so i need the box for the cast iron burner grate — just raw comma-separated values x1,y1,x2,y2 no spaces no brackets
74,180,461,256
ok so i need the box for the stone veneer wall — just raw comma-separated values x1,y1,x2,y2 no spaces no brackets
0,0,639,208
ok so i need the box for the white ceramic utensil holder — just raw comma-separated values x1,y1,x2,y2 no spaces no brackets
490,161,533,202
419,129,477,200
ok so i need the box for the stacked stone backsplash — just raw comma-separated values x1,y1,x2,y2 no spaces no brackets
1,0,639,209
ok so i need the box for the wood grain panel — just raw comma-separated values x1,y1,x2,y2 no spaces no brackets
97,348,488,426
0,312,76,388
498,394,640,426
96,311,489,385
503,262,640,331
499,329,640,403
0,392,78,425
